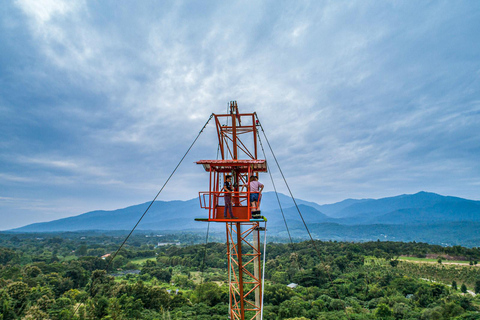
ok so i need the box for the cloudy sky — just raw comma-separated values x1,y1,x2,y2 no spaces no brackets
1,1,479,230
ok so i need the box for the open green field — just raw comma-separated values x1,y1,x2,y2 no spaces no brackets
60,255,78,262
130,256,157,265
399,256,475,265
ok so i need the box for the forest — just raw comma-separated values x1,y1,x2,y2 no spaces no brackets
1,231,480,319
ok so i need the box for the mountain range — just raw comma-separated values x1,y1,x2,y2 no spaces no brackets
9,191,480,246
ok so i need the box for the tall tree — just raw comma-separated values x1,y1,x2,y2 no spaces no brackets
451,280,457,291
475,280,480,294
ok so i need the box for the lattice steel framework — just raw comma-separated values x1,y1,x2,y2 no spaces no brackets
196,102,266,320
227,222,262,320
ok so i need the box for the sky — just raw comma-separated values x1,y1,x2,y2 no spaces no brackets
1,1,479,230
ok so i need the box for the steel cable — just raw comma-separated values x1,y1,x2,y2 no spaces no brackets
73,113,214,316
254,113,351,319
256,126,296,251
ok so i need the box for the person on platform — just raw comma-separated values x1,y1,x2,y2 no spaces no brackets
249,176,264,210
222,175,236,218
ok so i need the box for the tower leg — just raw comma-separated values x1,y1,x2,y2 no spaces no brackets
237,222,245,320
226,222,262,320
253,229,261,320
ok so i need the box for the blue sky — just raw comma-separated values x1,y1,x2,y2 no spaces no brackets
1,1,479,230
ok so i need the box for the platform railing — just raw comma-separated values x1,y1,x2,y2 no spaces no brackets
199,191,263,219
199,191,250,208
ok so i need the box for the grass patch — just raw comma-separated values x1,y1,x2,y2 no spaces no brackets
364,256,387,266
399,257,472,264
130,257,157,265
61,255,78,262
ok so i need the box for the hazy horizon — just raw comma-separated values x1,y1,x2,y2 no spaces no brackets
3,190,477,231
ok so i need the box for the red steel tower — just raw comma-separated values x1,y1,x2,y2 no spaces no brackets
196,101,267,320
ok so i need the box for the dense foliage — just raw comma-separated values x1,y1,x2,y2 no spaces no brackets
0,232,480,319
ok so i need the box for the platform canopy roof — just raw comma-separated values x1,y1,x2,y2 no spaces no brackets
196,159,267,173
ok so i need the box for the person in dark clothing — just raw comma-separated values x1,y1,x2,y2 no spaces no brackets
222,175,236,218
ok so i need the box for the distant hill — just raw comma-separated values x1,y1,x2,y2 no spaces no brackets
326,192,447,218
329,192,480,225
9,191,480,246
11,199,204,232
10,192,326,233
367,200,480,224
262,204,336,230
315,198,372,217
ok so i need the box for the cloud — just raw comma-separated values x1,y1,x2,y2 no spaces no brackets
15,0,81,24
1,1,479,229
17,155,110,178
0,174,36,183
